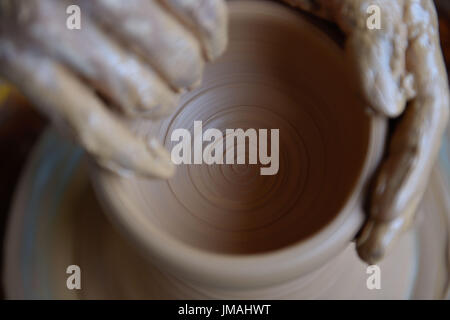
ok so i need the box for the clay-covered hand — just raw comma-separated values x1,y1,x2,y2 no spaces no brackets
283,0,450,263
0,0,227,178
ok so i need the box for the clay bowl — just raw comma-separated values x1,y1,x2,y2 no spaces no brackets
92,0,386,291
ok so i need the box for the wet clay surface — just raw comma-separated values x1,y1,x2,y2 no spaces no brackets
96,1,380,254
284,0,450,263
1,0,449,263
1,0,450,298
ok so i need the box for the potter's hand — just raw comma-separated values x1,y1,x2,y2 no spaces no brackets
283,0,450,263
0,0,227,178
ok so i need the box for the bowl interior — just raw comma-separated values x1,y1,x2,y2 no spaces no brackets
97,1,373,256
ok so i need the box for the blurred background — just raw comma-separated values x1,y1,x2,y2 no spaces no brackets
0,0,449,298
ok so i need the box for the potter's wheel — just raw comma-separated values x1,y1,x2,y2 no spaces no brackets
2,128,449,299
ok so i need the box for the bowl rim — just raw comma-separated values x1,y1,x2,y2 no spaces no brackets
92,0,388,289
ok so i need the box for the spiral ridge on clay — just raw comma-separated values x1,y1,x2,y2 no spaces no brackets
98,1,372,255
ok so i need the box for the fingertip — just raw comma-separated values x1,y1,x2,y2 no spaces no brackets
156,159,176,179
169,50,205,91
360,73,406,117
356,221,386,265
347,33,407,118
138,89,180,120
356,216,406,264
144,137,176,178
357,244,384,266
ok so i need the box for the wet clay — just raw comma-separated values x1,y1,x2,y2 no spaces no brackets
0,0,228,179
2,0,448,263
95,1,385,255
7,128,450,299
283,0,450,263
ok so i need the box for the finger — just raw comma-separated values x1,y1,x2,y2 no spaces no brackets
357,1,450,263
0,40,175,179
356,213,412,264
343,0,414,117
82,0,205,91
158,0,228,60
282,0,414,117
23,0,178,119
369,1,449,223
